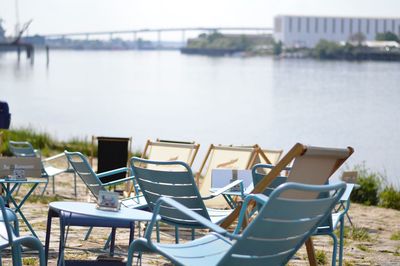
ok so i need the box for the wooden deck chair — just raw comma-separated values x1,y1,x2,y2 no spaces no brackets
254,145,284,165
220,143,354,266
124,139,200,204
196,145,258,208
142,139,200,168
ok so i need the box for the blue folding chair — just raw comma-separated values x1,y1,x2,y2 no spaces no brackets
130,157,242,244
0,197,45,266
9,141,76,196
126,182,346,266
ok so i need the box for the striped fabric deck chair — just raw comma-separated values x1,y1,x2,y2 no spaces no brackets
130,157,242,244
196,145,257,208
142,139,200,167
126,182,347,266
220,143,354,266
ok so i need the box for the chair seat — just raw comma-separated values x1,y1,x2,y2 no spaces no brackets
316,213,341,234
155,233,232,266
44,166,66,177
121,196,148,210
206,208,232,224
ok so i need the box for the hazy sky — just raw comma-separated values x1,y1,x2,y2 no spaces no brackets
1,0,400,35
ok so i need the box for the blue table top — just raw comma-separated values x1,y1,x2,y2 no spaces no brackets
0,178,47,184
49,202,158,222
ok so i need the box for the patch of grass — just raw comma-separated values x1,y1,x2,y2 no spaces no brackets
356,244,370,252
390,231,400,241
27,194,66,204
379,186,400,210
315,250,328,265
343,260,355,266
350,227,372,242
22,257,38,265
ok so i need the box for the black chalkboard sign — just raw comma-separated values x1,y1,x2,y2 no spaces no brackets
97,137,130,183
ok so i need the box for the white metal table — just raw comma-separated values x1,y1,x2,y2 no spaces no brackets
44,201,159,266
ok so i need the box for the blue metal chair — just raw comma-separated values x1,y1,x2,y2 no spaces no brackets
65,151,138,201
0,197,45,266
9,141,76,196
65,151,141,249
126,182,347,266
130,157,242,244
252,163,353,266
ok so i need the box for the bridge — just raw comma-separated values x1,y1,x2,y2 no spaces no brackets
41,27,273,40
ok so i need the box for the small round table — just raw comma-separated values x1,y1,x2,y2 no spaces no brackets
45,202,159,265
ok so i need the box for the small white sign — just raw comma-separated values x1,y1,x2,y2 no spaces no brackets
96,190,120,212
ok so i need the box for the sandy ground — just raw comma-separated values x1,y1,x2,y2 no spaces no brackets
1,172,400,266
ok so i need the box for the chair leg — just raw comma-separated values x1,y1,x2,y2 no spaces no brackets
329,232,338,266
73,173,77,197
339,217,345,266
156,222,160,243
191,228,195,240
11,244,22,266
52,176,55,194
175,226,179,244
40,181,49,196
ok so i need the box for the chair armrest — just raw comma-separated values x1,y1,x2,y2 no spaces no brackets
340,183,354,202
234,194,270,234
101,175,136,187
42,152,67,162
203,180,243,200
144,197,227,241
98,167,130,179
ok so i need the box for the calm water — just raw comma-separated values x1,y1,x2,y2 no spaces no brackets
1,50,400,185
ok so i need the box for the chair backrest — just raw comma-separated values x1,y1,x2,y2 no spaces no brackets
65,151,105,199
197,145,257,207
9,140,48,177
252,164,287,197
9,141,37,157
219,182,346,266
142,139,200,168
130,157,210,226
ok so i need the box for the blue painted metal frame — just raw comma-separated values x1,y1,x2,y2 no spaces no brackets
130,157,242,244
126,182,346,266
0,197,45,266
0,178,46,238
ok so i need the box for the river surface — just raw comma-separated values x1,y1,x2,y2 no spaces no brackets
1,50,399,186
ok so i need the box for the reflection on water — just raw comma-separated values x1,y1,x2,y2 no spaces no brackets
1,50,400,186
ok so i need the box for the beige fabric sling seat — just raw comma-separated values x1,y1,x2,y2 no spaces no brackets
220,143,354,266
196,145,258,208
142,139,200,169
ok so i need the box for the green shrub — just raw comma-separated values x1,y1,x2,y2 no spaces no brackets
350,164,382,206
379,186,400,210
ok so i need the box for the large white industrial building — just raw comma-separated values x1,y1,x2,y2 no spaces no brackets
274,15,400,48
